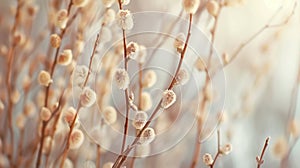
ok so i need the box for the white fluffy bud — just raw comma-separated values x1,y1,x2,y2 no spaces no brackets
50,34,61,48
126,41,139,59
55,9,68,29
113,68,130,90
38,70,52,86
175,68,189,85
140,92,152,111
132,111,148,129
116,9,133,30
174,33,185,53
206,0,220,17
80,87,97,107
63,107,79,127
220,143,232,155
69,129,84,149
136,45,147,64
102,9,116,26
58,49,73,66
73,65,89,88
182,0,200,14
194,57,206,71
102,106,117,125
142,70,157,88
40,107,51,121
161,90,176,109
203,153,213,166
139,127,155,145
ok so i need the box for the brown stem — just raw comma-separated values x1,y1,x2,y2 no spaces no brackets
256,137,270,168
214,1,297,74
96,145,101,168
59,104,82,168
44,111,62,167
117,0,131,155
16,128,24,166
210,130,221,168
189,6,224,167
207,6,223,68
190,75,209,168
130,63,144,168
5,0,24,166
59,21,104,167
112,13,193,168
35,2,74,167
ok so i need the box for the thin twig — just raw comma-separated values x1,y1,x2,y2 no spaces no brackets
207,5,223,68
35,2,74,167
214,1,297,74
116,0,131,156
59,23,104,167
256,137,270,168
5,0,23,166
190,4,224,167
210,130,221,168
112,13,193,168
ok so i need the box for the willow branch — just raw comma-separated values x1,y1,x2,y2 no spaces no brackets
112,13,193,168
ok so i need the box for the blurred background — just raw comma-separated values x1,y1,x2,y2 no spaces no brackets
0,0,300,168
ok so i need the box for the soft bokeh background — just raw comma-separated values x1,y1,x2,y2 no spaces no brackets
0,0,300,167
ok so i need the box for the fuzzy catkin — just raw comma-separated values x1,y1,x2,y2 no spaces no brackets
116,9,133,30
182,0,200,14
73,65,89,88
38,70,52,86
40,107,51,121
113,68,130,90
102,106,117,125
139,127,156,145
63,107,78,126
206,0,219,17
161,90,176,109
142,70,157,88
58,49,73,66
175,68,190,85
102,9,116,26
132,111,148,129
194,57,206,71
203,153,213,166
221,143,232,155
126,41,139,59
80,87,97,107
137,45,147,63
55,9,68,29
69,129,84,149
140,92,152,111
174,33,185,53
50,34,61,48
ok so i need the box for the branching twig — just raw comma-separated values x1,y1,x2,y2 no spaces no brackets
214,1,297,74
112,13,193,168
59,23,104,168
256,137,270,168
210,130,221,168
35,2,74,167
